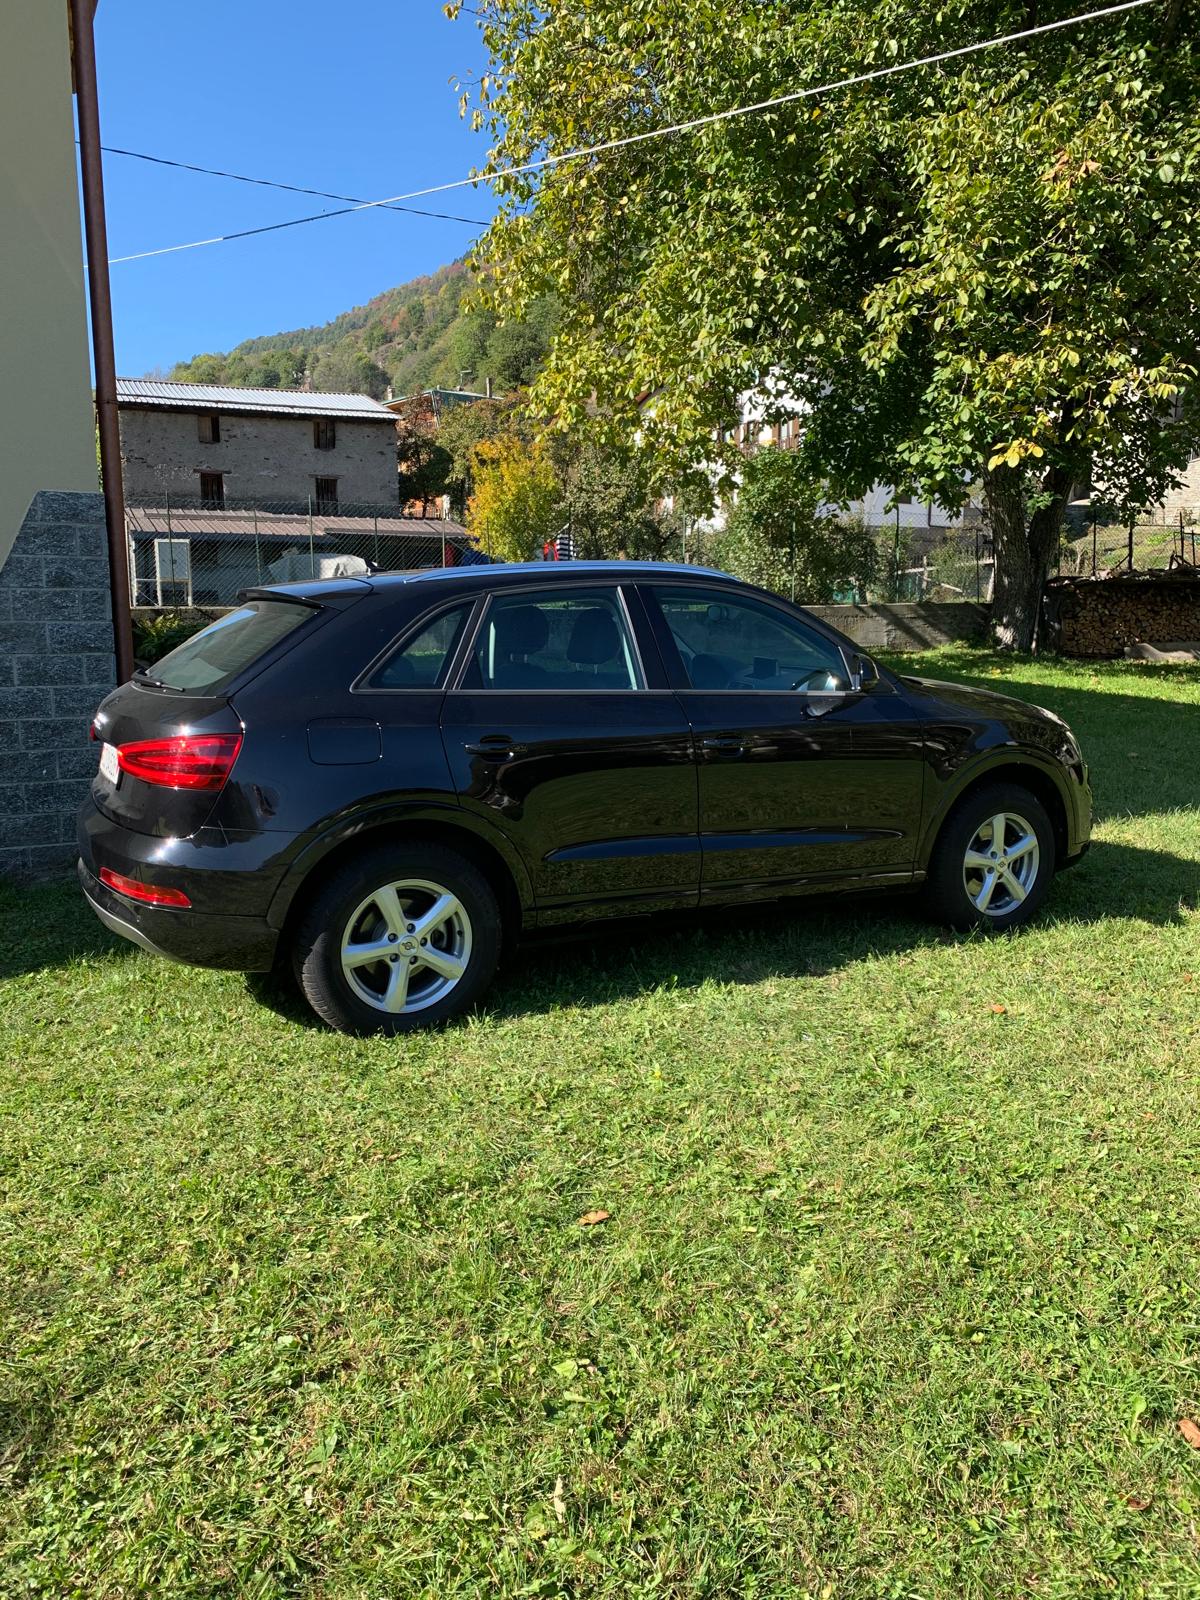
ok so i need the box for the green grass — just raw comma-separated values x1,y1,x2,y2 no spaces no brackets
2,648,1200,1599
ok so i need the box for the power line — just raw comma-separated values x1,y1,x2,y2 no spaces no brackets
108,0,1153,266
94,143,489,226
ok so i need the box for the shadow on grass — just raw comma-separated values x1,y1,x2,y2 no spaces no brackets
0,876,140,983
245,835,1199,1030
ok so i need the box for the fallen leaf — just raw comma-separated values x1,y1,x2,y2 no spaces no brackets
1179,1418,1200,1448
577,1209,610,1227
552,1476,567,1523
1125,1494,1151,1511
990,1003,1007,1015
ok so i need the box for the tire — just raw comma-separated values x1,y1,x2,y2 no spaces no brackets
923,782,1056,932
291,842,503,1034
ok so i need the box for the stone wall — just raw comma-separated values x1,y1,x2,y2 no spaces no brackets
0,491,114,877
805,601,990,651
120,408,399,506
1044,576,1200,658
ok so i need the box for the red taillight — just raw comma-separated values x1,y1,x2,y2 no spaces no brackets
116,734,243,791
99,867,191,908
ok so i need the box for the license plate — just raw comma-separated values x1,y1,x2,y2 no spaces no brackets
99,742,120,785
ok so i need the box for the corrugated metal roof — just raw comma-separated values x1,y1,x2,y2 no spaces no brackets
115,378,396,422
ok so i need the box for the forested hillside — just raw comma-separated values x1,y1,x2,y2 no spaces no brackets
168,262,557,400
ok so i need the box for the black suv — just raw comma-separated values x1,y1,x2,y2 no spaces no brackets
79,563,1091,1033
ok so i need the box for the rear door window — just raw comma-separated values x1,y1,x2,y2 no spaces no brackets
463,589,643,690
143,599,315,694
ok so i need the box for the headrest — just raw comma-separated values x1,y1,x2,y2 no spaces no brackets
491,603,549,657
566,607,621,665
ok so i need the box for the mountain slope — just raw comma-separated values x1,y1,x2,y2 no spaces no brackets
168,263,556,401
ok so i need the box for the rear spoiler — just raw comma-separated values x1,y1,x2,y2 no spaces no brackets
239,578,373,606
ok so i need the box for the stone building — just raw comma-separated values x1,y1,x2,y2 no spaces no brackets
116,379,400,508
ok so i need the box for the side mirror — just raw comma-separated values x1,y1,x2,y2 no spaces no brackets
851,653,879,691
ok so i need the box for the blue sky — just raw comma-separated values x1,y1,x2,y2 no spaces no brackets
95,0,496,376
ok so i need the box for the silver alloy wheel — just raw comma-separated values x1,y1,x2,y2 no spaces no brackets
962,810,1040,917
339,877,473,1015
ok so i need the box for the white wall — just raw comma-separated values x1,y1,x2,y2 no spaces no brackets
0,0,98,567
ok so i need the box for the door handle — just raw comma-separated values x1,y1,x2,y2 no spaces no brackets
464,736,528,759
701,736,747,759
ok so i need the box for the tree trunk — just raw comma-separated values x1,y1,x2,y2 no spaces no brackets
984,463,1072,652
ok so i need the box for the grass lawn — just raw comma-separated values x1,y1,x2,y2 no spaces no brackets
2,648,1200,1599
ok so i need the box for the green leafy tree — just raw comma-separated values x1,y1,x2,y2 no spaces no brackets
715,448,877,601
550,433,681,559
436,396,516,518
452,0,1200,648
396,403,453,513
310,348,390,400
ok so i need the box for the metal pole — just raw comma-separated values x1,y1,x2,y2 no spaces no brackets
373,509,380,570
1092,511,1097,576
70,0,133,681
253,500,262,584
308,495,315,577
1128,517,1135,572
790,514,796,603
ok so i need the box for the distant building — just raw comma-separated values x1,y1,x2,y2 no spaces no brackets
117,379,400,508
386,385,492,426
715,390,978,532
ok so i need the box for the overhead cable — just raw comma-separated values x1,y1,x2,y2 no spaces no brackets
108,0,1153,265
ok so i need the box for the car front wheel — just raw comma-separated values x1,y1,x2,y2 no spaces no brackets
292,842,502,1034
924,782,1056,931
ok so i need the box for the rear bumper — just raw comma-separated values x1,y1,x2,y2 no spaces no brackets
76,798,282,972
78,858,279,971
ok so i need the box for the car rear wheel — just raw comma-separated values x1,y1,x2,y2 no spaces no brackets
924,782,1056,931
292,843,502,1033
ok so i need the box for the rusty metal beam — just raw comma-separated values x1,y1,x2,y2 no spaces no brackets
69,0,134,682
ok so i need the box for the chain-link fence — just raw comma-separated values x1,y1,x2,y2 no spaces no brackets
126,496,489,608
1058,508,1200,578
680,509,1200,604
127,496,1200,613
679,517,994,604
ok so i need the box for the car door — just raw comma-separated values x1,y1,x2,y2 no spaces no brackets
640,583,925,902
439,582,700,921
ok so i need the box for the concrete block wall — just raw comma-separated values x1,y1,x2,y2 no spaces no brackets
805,601,990,651
0,491,114,876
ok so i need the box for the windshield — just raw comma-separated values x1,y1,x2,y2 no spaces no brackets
144,599,315,694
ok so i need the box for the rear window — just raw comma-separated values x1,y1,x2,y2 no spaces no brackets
144,600,314,694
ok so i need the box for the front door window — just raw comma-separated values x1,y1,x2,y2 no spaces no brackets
651,588,850,692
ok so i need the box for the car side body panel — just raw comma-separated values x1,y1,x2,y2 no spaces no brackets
77,564,1093,984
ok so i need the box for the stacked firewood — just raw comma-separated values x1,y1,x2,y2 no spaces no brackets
1044,574,1200,657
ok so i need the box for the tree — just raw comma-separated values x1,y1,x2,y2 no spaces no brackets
715,448,877,601
396,399,453,514
452,0,1200,648
436,396,515,518
468,434,564,562
549,433,681,560
310,348,389,400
